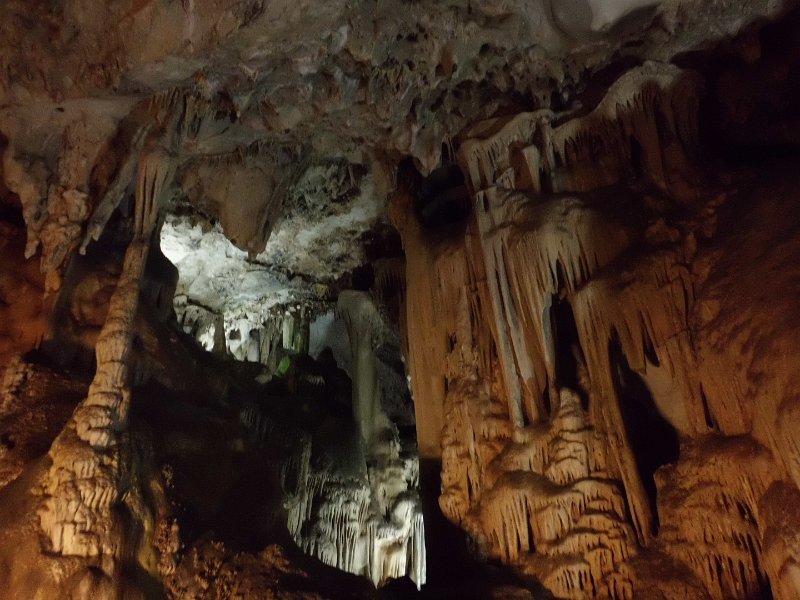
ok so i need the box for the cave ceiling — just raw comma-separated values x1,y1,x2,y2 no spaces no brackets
0,0,790,295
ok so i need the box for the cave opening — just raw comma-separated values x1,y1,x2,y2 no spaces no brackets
157,192,428,591
609,335,680,535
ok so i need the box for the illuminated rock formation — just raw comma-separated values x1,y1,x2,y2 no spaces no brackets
284,291,426,589
38,147,173,587
336,291,389,448
394,57,800,600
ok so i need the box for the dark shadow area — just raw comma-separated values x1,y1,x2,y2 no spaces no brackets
130,369,375,599
579,56,645,112
609,336,679,536
674,5,800,165
415,164,471,230
549,285,589,411
0,134,24,227
628,136,643,178
0,203,24,227
379,459,553,599
699,384,718,431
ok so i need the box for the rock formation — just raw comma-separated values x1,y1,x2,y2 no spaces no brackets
392,50,800,599
38,146,173,592
282,291,425,589
1,1,800,599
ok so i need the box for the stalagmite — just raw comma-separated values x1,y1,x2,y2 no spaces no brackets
38,149,173,580
336,290,389,448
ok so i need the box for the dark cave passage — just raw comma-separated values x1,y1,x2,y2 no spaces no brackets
547,288,589,412
609,336,680,535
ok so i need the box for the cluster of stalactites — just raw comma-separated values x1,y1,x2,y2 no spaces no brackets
470,189,631,428
269,411,426,589
287,469,426,590
444,65,712,548
458,62,703,200
656,437,779,600
397,60,777,600
235,290,429,590
1,79,266,302
1,89,183,296
175,301,312,371
441,386,636,600
447,190,704,550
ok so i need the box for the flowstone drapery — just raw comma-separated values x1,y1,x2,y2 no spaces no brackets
395,61,800,599
0,2,799,598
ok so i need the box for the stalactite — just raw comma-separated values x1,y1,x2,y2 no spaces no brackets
457,63,704,202
446,389,636,599
657,437,777,599
80,124,152,255
395,58,791,600
235,291,430,590
283,439,426,589
336,291,389,448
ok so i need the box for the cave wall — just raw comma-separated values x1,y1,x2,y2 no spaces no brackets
395,60,800,599
0,2,798,598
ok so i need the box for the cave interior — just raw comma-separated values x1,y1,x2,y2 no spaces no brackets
2,1,800,599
